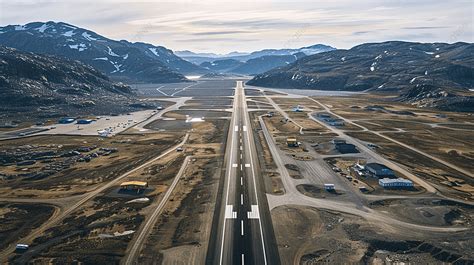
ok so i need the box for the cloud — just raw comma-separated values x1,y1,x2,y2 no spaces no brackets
0,0,472,53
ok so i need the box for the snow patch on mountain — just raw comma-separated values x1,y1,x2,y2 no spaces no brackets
35,24,52,33
149,48,160,57
107,46,120,57
82,32,98,41
14,25,26,31
62,30,75,37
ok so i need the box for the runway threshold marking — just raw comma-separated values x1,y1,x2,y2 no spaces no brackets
235,125,239,132
245,164,250,167
225,205,237,219
232,164,238,168
243,126,247,131
247,205,260,219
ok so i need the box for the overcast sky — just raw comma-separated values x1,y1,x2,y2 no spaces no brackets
1,0,472,54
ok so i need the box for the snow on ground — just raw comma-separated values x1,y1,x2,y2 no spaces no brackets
94,57,109,61
35,23,52,33
123,53,129,60
69,43,87,51
435,55,440,58
341,57,346,61
110,61,123,73
107,46,121,57
82,32,98,41
69,44,79,49
410,77,417,84
424,51,435,55
62,30,75,37
149,48,160,57
14,25,26,31
185,75,201,80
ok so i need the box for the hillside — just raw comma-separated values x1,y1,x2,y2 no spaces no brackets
0,46,155,120
248,41,474,111
0,22,206,83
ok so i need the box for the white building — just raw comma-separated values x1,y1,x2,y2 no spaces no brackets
379,178,413,188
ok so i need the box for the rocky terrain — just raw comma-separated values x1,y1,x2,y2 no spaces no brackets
248,41,474,112
0,22,206,83
0,46,157,121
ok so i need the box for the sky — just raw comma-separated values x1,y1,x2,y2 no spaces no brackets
0,0,473,54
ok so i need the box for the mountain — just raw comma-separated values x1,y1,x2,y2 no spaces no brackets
200,59,244,73
248,41,474,111
230,53,306,75
177,44,335,64
0,21,206,83
0,45,153,120
200,53,306,76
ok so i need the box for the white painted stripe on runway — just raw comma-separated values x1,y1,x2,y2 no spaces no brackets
241,220,244,235
240,164,243,171
240,153,242,159
242,254,245,265
247,205,260,219
241,194,243,205
235,125,238,132
245,163,250,168
240,177,243,186
232,164,238,168
225,205,237,219
240,145,243,151
243,126,247,131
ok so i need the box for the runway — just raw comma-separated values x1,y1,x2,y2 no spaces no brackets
208,81,280,265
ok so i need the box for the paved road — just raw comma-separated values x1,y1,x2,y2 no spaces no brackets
210,81,280,265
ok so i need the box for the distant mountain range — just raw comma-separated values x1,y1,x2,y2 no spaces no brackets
248,41,474,112
176,44,336,65
0,45,154,120
202,53,307,75
0,21,208,83
193,45,332,75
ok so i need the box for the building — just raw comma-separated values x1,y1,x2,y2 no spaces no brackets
58,117,75,124
292,105,303,112
324,184,335,191
120,181,148,191
335,143,359,154
379,178,413,189
287,137,298,147
317,113,331,118
324,118,345,126
332,139,346,144
77,119,94,124
365,163,395,178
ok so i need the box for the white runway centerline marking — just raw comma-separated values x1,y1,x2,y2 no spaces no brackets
240,177,243,186
242,254,245,265
243,126,247,131
241,194,243,205
235,125,239,132
241,220,244,235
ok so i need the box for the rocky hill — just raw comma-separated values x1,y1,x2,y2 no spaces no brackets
0,21,206,83
248,41,474,111
0,46,156,120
